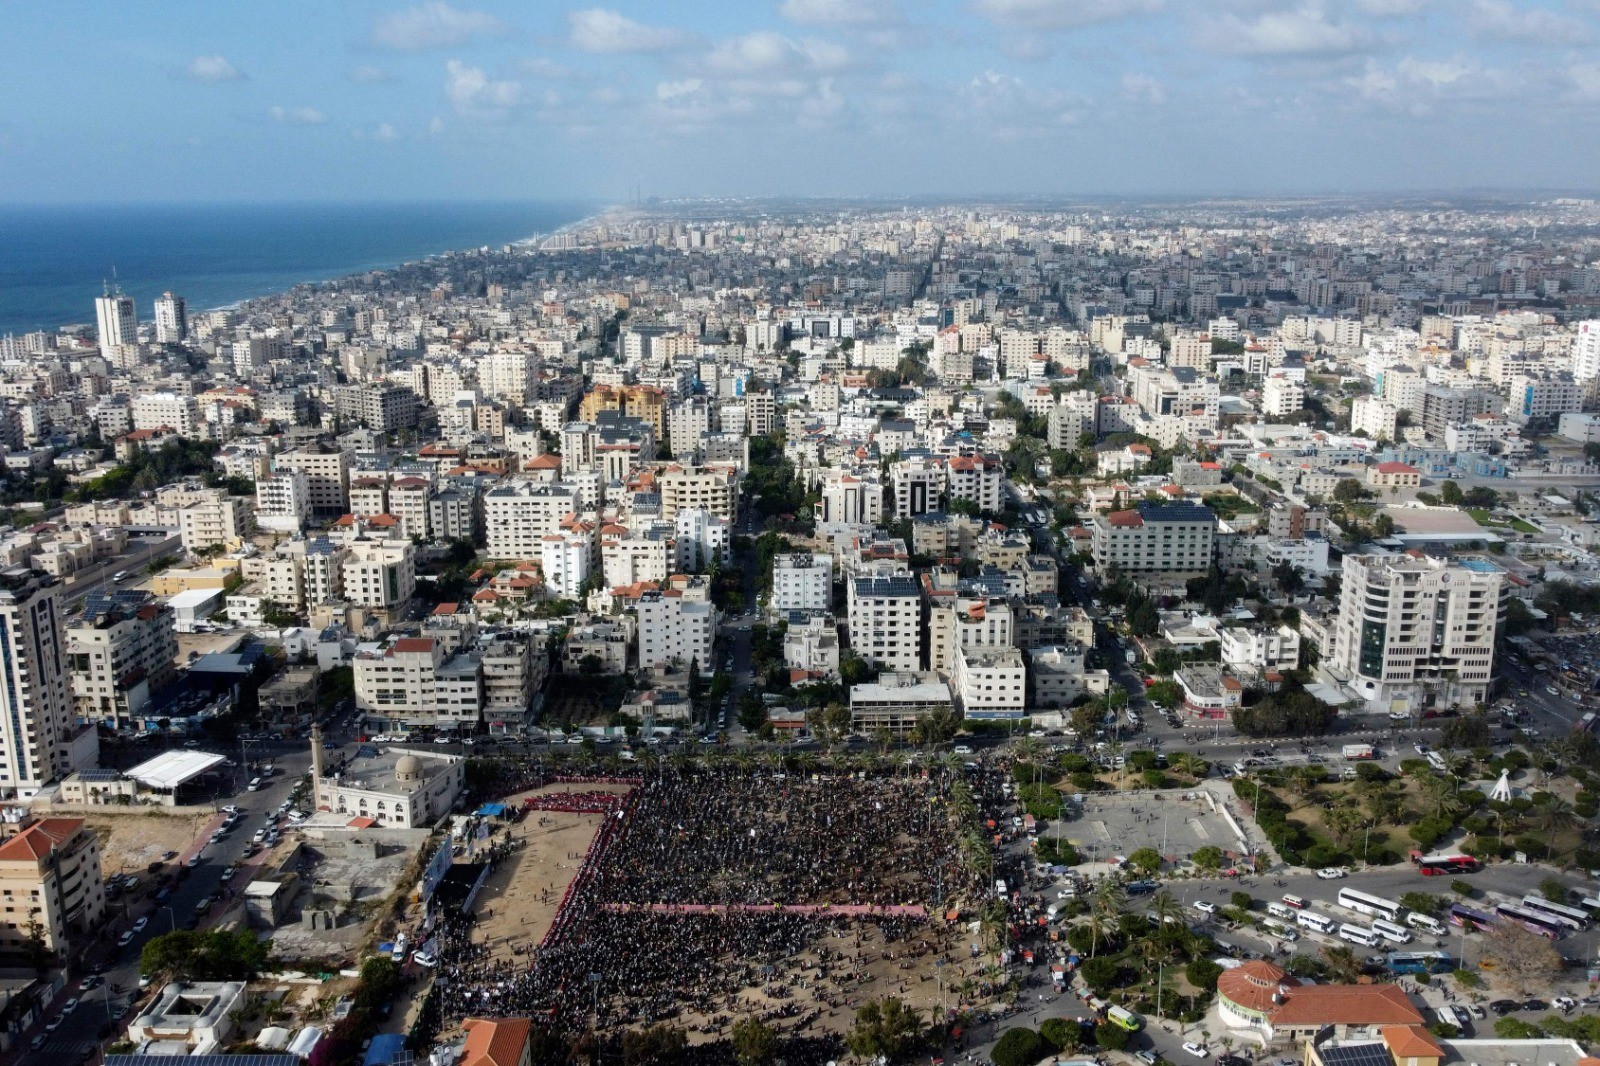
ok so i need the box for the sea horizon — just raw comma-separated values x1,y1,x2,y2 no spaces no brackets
0,199,599,337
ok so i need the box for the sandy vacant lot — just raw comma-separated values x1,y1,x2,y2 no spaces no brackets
468,782,635,961
87,811,213,877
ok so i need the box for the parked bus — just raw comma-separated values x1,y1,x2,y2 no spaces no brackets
1387,951,1455,975
1405,913,1446,937
1337,888,1404,923
1579,895,1600,914
1410,852,1481,876
1106,1006,1143,1032
1448,903,1496,931
1338,923,1379,947
1296,911,1336,933
1521,893,1591,931
1494,904,1563,939
1371,918,1414,945
1261,916,1300,941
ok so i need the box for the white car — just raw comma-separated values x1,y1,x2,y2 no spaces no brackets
132,916,149,932
1193,900,1217,915
1316,867,1347,880
411,951,438,968
954,745,974,755
1182,1043,1210,1059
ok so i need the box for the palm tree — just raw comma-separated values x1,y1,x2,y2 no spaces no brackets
1082,908,1114,958
1150,889,1182,929
1013,736,1045,765
978,901,1009,953
1169,752,1205,779
794,752,819,777
1418,774,1464,820
1537,797,1578,838
1320,944,1362,984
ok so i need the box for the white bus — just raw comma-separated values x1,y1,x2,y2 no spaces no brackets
1261,916,1300,941
1267,902,1296,920
1371,918,1414,945
1521,894,1591,932
1405,913,1446,937
1337,888,1403,923
1297,911,1336,933
1339,923,1379,947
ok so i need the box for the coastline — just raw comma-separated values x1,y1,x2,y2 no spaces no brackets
0,200,600,336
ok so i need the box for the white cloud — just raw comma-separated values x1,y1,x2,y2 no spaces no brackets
1565,63,1600,100
186,55,243,83
779,0,898,25
1120,71,1166,104
1207,3,1373,56
520,57,575,79
1352,0,1431,14
351,66,395,84
269,106,327,124
428,116,447,134
971,0,1162,30
1467,0,1591,43
445,59,523,113
372,3,505,51
705,32,850,76
568,9,687,54
960,69,1087,134
656,78,704,102
353,122,401,141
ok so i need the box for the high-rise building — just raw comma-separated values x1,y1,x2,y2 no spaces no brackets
847,575,922,674
0,818,106,959
0,569,86,796
94,291,136,357
1573,320,1600,381
153,291,188,344
1090,501,1217,573
66,594,179,730
1329,552,1502,714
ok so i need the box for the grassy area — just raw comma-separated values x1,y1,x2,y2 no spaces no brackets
1468,508,1539,535
1467,508,1497,526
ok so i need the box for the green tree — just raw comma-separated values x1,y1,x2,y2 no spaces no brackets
1440,480,1464,506
731,1017,779,1066
1038,1018,1078,1052
991,1028,1048,1066
621,1024,687,1066
1128,847,1163,875
1190,845,1224,872
1093,1023,1132,1051
140,929,269,980
845,998,926,1065
1400,893,1440,915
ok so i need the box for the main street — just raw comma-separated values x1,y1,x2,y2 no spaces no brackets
61,533,183,610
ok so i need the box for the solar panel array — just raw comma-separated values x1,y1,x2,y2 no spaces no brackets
1318,1043,1394,1066
109,1056,299,1066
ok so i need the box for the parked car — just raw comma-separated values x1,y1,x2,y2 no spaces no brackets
1193,900,1217,915
1182,1043,1210,1059
1316,867,1348,880
132,916,149,932
117,930,136,947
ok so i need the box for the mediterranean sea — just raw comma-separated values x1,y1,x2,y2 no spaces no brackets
0,200,597,336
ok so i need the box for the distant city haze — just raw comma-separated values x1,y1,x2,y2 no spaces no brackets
4,1,1600,204
0,201,592,334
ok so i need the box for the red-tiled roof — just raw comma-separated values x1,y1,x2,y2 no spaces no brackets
1382,1025,1443,1059
1272,984,1421,1026
0,818,84,862
390,638,435,654
1376,461,1419,474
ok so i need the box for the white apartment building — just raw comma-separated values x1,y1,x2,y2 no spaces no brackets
388,477,433,540
342,538,416,613
275,446,354,516
636,588,717,670
769,553,832,615
927,593,1014,675
65,598,179,729
540,529,593,600
890,456,943,518
130,392,202,439
1572,319,1600,381
177,494,251,552
1027,644,1109,708
1350,395,1399,441
354,636,484,730
1090,501,1217,573
657,465,738,522
1329,552,1501,714
95,293,137,357
784,614,840,678
1218,624,1301,673
254,469,311,534
945,455,1004,513
819,471,887,525
1506,373,1583,425
1262,374,1305,417
951,643,1026,719
601,528,672,588
847,574,921,674
153,291,187,344
0,569,91,796
674,508,729,571
483,481,581,559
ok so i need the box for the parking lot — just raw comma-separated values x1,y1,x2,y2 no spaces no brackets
1054,788,1249,871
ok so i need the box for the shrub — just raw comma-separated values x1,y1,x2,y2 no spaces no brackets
991,1028,1048,1066
1450,880,1475,898
1185,959,1222,990
1452,969,1481,989
1093,1023,1131,1051
1495,1018,1545,1039
1039,1018,1077,1052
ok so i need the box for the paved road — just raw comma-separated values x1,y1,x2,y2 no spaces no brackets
62,534,183,610
13,743,312,1066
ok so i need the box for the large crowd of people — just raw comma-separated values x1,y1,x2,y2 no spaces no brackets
409,762,1020,1051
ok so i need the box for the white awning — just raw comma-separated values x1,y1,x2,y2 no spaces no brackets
125,750,227,790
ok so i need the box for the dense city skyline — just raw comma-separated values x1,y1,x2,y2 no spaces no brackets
7,0,1600,203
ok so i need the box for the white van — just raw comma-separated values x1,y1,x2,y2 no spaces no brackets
1405,913,1445,936
1267,902,1295,920
247,776,263,792
1261,916,1299,941
1338,923,1378,947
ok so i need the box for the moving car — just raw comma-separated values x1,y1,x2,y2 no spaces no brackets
412,951,438,968
132,916,148,932
1193,900,1217,915
117,930,136,947
1316,867,1347,880
1182,1043,1210,1059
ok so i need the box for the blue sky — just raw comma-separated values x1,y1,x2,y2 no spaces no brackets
5,0,1600,203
